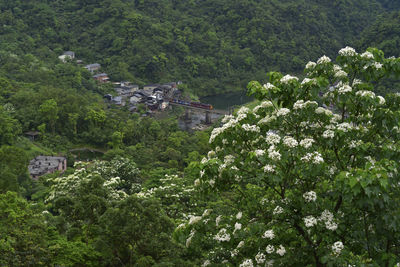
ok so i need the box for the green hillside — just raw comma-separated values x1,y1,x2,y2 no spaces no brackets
0,0,396,95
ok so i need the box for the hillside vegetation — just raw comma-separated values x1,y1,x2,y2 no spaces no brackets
0,0,398,95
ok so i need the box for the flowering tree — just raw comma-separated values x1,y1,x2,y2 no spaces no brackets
180,47,400,266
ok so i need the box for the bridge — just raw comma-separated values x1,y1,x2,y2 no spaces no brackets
168,101,231,124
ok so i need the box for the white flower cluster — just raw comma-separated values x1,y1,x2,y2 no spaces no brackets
317,55,331,64
276,245,286,256
262,229,275,239
189,216,202,225
377,95,385,105
361,51,374,59
280,74,299,84
240,259,254,267
304,215,317,227
338,84,352,94
255,149,265,157
301,78,317,85
268,146,281,161
320,210,338,231
266,132,281,145
306,61,317,69
253,100,273,112
301,152,324,164
303,191,317,202
335,70,348,78
265,245,274,254
214,228,231,242
273,205,283,215
339,46,357,57
276,108,290,117
315,107,333,116
242,124,260,132
322,129,335,139
300,138,314,149
263,164,275,173
331,241,344,255
336,122,352,132
255,252,266,264
356,90,375,98
293,100,318,110
283,136,298,148
263,83,276,90
258,115,276,125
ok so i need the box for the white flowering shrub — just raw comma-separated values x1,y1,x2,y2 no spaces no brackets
46,161,129,204
135,174,197,219
183,48,400,266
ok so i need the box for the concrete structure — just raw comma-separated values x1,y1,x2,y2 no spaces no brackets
84,63,101,73
93,73,109,83
58,51,75,63
28,156,67,179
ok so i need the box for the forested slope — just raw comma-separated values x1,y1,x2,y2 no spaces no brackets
0,0,397,96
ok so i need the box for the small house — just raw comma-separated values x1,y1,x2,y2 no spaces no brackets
58,51,75,63
28,156,67,179
93,73,109,83
84,63,101,73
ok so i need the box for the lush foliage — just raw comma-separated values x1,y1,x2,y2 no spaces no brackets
178,47,400,266
0,0,398,95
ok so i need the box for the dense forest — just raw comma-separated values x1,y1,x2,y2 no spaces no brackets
0,0,399,95
1,0,400,266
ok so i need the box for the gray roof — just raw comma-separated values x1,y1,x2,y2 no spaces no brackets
93,73,108,78
85,63,101,69
63,51,75,56
28,156,66,177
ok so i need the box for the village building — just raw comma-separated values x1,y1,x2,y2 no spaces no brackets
84,63,101,73
28,156,67,179
58,51,75,63
93,73,109,83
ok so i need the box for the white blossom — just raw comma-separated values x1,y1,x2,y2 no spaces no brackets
273,206,283,215
255,149,265,157
255,252,266,264
262,229,275,239
335,70,348,78
305,61,316,69
276,108,290,117
236,211,243,220
303,191,317,202
268,146,281,161
283,136,298,148
280,74,299,84
214,228,231,242
374,62,383,69
216,215,222,226
242,124,260,132
332,241,344,255
361,51,374,59
266,245,275,254
301,152,324,164
322,129,335,139
300,138,314,149
377,95,385,105
317,55,331,64
189,216,202,225
240,259,254,267
356,90,375,98
266,132,281,145
304,215,318,227
339,46,357,56
338,84,352,94
276,245,286,256
263,164,275,173
263,83,276,91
